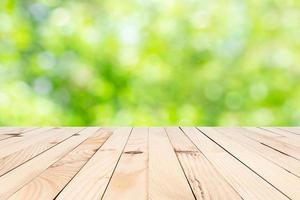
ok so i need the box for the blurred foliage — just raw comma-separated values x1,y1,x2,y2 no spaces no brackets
1,0,300,125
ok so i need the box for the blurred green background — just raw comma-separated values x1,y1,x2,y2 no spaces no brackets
1,0,300,126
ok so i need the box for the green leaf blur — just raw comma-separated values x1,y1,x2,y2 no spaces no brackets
1,0,300,125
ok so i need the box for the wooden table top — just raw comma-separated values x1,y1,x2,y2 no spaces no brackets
0,127,299,200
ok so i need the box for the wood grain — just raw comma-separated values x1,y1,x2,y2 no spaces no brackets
148,127,195,200
183,127,288,200
0,128,36,135
199,127,300,200
0,127,97,199
8,128,112,200
0,128,55,158
102,127,148,200
0,128,83,176
260,127,300,148
55,127,132,200
0,128,37,141
0,127,299,200
216,127,300,177
278,127,300,135
239,127,300,160
166,127,242,200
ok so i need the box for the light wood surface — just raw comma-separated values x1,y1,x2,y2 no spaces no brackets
0,127,299,200
148,127,195,200
102,127,148,200
8,128,113,200
55,127,132,200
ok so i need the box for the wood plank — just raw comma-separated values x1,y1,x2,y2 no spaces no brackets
262,126,300,139
0,128,9,133
102,127,148,200
246,127,300,147
148,127,195,200
182,127,288,200
199,127,300,200
55,127,132,200
165,127,242,200
0,128,83,176
240,127,300,160
0,128,35,135
260,127,300,148
256,127,292,137
0,128,51,147
216,127,300,178
278,127,300,135
0,127,98,199
7,128,113,200
0,128,54,157
0,128,37,141
0,135,12,141
0,126,299,199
